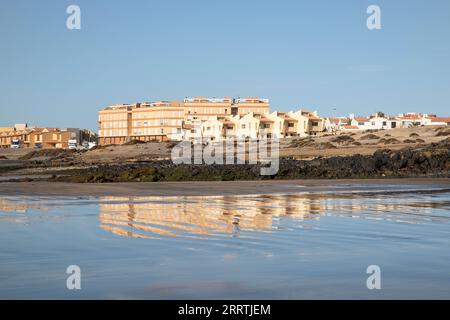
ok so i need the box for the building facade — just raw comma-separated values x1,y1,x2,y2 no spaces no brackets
98,97,270,145
0,125,94,149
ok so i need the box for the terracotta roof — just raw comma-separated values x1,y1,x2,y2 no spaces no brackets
430,117,450,123
354,117,369,122
260,118,274,123
397,114,422,120
344,125,360,130
328,118,339,123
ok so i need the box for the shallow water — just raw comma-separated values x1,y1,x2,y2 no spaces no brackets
0,183,450,299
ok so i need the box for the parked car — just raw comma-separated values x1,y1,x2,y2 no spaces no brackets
34,143,42,150
10,139,22,149
68,139,78,150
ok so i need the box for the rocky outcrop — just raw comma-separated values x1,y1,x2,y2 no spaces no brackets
51,138,450,182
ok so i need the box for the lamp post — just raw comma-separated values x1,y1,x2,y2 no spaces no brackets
331,107,337,134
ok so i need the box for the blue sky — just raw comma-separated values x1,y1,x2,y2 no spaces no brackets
0,0,449,130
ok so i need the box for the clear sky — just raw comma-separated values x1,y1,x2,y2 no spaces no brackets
1,0,449,130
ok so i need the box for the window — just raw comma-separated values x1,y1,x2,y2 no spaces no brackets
358,122,364,126
382,121,387,126
312,121,319,127
241,124,246,129
160,128,164,134
288,122,294,128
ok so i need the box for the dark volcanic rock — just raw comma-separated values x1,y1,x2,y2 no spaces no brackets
47,139,450,182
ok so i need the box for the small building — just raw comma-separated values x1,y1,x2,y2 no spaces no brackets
424,117,450,126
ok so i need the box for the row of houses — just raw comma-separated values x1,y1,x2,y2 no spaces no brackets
0,124,96,149
183,110,325,141
326,112,450,132
3,98,449,148
98,97,450,144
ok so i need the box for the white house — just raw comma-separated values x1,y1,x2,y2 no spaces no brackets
351,115,400,130
424,117,450,126
200,116,224,142
395,113,432,128
236,113,261,140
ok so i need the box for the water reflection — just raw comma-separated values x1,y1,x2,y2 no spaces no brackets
98,195,321,239
97,192,450,239
0,198,50,213
0,190,449,239
0,198,52,223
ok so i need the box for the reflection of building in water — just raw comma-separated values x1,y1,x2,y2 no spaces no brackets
0,198,49,213
0,198,53,223
98,195,323,239
0,193,438,234
98,193,440,239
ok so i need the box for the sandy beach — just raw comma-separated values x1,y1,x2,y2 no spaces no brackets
0,178,449,197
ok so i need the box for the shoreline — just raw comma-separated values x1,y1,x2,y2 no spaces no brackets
0,178,449,197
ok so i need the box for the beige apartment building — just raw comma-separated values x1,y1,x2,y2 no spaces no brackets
235,98,270,116
98,97,270,145
131,101,184,142
98,101,185,145
183,97,234,120
183,97,269,119
97,104,132,145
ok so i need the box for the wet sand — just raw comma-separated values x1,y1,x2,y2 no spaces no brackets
0,178,449,197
